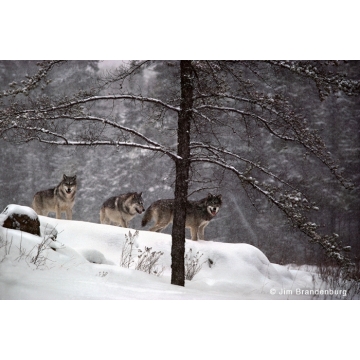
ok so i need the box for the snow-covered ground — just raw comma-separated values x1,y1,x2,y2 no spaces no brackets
1,210,357,359
0,213,345,300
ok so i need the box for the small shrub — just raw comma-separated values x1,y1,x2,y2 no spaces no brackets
316,260,360,300
185,248,206,281
15,235,27,262
27,233,54,269
0,236,13,263
135,247,165,276
1,232,53,269
119,231,165,276
120,230,138,268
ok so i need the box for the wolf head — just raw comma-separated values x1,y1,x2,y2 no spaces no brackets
206,193,222,217
129,192,145,214
62,174,77,194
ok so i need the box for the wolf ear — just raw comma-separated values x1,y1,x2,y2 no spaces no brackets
207,193,214,198
63,174,67,180
73,175,77,180
139,192,142,196
217,194,222,200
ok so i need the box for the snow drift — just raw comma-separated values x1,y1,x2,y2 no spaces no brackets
0,215,328,299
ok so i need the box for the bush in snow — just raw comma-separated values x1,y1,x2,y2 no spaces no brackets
120,230,165,276
0,236,13,263
0,231,54,270
135,247,165,276
316,259,360,300
120,230,138,268
28,233,55,269
185,248,206,281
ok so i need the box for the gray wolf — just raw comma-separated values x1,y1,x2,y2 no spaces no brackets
141,193,222,240
100,192,145,227
32,174,77,220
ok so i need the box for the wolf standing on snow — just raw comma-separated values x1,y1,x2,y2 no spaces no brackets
100,192,145,228
141,193,222,240
32,174,77,220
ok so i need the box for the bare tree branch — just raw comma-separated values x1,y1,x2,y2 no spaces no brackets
267,60,360,99
1,123,181,160
0,61,64,98
16,94,180,115
192,155,355,275
190,141,297,189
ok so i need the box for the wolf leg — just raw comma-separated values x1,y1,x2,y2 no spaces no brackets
197,223,208,240
149,221,169,232
190,227,199,241
65,208,72,220
118,218,127,228
32,199,43,216
55,205,62,219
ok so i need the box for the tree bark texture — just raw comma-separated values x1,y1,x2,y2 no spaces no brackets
171,60,193,286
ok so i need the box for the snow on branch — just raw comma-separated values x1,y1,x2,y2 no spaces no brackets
193,102,353,190
190,142,296,190
0,61,64,98
268,60,360,100
69,115,171,151
195,104,295,140
1,122,181,161
98,61,150,89
18,94,180,115
37,139,174,154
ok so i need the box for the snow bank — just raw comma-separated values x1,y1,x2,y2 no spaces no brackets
0,215,324,299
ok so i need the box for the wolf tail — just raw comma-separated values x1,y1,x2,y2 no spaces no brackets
141,206,153,227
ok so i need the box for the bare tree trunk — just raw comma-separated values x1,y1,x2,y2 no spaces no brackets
171,60,193,286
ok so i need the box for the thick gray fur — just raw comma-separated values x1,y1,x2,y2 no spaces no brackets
100,192,145,228
32,174,77,220
141,193,222,240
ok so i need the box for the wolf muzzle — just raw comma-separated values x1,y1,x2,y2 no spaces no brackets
209,207,219,216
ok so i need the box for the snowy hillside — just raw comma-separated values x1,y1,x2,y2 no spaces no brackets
0,214,343,300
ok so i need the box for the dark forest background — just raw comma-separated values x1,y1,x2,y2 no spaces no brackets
1,60,359,266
